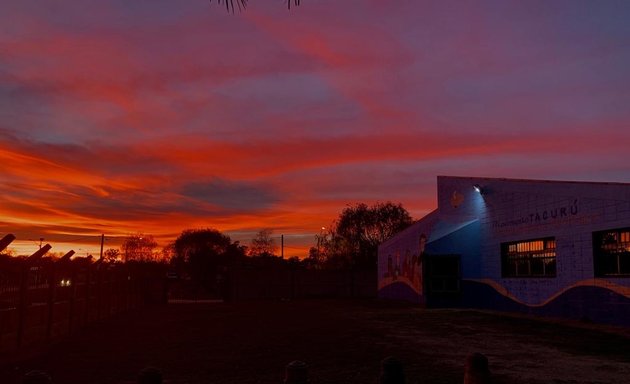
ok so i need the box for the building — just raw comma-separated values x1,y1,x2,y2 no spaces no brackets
378,176,630,325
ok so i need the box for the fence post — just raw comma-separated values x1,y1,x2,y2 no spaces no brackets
105,266,112,316
284,360,308,384
0,305,5,351
125,265,131,309
113,266,120,313
16,261,29,351
96,263,103,319
67,263,78,335
464,353,490,384
83,262,91,324
0,233,16,252
16,245,51,351
45,263,56,340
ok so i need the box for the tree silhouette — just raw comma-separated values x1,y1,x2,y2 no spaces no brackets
171,228,245,294
248,229,278,257
121,234,158,262
103,248,121,263
320,202,413,269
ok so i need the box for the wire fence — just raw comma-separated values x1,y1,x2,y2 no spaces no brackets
0,255,166,359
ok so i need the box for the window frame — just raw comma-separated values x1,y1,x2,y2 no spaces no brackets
593,227,630,277
501,237,557,278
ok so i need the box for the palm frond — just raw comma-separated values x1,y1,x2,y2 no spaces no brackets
212,0,248,13
211,0,302,13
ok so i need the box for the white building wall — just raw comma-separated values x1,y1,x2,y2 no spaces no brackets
436,176,630,306
379,175,630,323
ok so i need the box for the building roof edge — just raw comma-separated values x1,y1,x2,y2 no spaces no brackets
436,175,630,187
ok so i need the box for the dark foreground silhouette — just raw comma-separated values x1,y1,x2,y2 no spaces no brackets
21,354,492,384
3,300,630,384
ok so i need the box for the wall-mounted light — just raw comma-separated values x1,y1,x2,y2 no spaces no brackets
473,184,483,194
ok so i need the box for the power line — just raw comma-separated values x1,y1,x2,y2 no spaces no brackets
33,234,100,243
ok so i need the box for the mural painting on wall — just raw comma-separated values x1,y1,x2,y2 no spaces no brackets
381,234,427,295
450,191,464,208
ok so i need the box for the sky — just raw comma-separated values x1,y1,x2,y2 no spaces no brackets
1,0,630,257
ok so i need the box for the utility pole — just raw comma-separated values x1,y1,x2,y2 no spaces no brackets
281,234,284,259
99,234,104,260
317,227,326,256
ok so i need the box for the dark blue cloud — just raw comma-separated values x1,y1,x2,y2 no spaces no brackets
181,179,280,212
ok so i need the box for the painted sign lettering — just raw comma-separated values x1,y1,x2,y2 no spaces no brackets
492,199,579,229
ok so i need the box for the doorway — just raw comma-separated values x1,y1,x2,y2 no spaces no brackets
425,255,461,306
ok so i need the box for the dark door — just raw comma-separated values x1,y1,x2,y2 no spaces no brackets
425,255,461,306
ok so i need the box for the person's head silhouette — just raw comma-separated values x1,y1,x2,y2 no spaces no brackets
22,370,52,384
137,367,163,384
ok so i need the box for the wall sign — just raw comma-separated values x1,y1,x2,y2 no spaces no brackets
492,199,579,229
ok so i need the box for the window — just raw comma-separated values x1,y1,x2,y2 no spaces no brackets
593,227,630,276
501,237,556,277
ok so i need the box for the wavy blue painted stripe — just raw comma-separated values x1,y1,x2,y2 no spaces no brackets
464,278,630,307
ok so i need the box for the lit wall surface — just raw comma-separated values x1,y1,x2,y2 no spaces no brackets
378,176,630,325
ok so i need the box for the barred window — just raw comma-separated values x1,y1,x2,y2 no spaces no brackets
501,237,556,277
593,228,630,277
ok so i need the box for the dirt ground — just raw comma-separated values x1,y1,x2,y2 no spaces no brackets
2,299,630,384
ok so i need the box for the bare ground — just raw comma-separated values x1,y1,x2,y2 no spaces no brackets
1,299,630,384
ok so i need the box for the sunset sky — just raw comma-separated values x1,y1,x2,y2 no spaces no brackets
1,0,630,257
